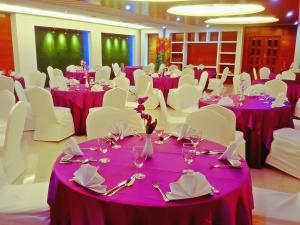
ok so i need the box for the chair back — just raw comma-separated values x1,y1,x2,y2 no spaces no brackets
233,75,241,94
14,81,28,102
157,90,169,122
171,69,182,77
0,76,14,93
113,76,130,92
253,67,258,80
281,70,296,80
0,90,15,121
198,71,208,91
95,66,111,82
66,65,76,72
134,70,151,96
103,88,127,109
143,65,152,75
112,63,121,77
240,72,251,91
168,65,178,72
36,72,46,88
148,63,155,74
178,74,195,87
259,67,271,80
186,108,231,145
265,79,288,97
182,68,194,76
26,87,56,122
176,84,201,109
52,68,64,78
220,67,229,84
3,101,27,166
86,106,143,139
47,66,54,79
158,64,166,74
185,64,194,69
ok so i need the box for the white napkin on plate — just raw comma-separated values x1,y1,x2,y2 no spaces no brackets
217,96,234,107
271,92,287,108
173,124,196,140
218,141,241,167
111,122,133,140
166,172,212,200
73,164,107,194
91,84,103,92
62,137,83,161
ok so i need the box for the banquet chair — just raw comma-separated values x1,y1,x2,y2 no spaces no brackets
148,63,155,74
266,128,300,179
95,66,111,82
198,64,205,70
36,72,46,88
178,74,196,87
207,67,229,91
253,187,300,225
47,66,58,88
200,104,246,157
185,64,195,69
259,67,271,80
52,68,64,78
25,70,41,88
252,67,258,80
170,69,182,77
158,64,166,74
281,70,296,80
113,76,130,92
240,72,252,93
0,101,27,183
233,74,241,94
0,182,50,225
133,69,147,95
182,68,194,76
167,84,201,113
112,63,122,77
0,90,15,132
186,108,233,146
26,87,74,141
265,79,288,98
142,65,152,75
66,65,77,72
244,84,270,96
157,90,186,132
14,81,35,131
86,106,144,139
197,71,208,93
103,88,127,109
0,76,14,93
168,65,178,72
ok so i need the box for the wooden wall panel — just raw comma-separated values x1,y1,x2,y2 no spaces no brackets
0,13,14,73
187,43,217,66
242,26,297,73
147,33,158,64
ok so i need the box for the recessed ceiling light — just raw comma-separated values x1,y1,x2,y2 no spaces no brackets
167,4,265,17
162,26,167,29
176,17,181,22
206,24,210,28
286,11,294,18
125,5,131,11
205,16,279,24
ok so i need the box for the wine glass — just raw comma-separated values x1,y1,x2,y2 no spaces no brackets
154,128,164,144
111,131,121,149
97,138,108,154
132,146,147,179
182,143,196,173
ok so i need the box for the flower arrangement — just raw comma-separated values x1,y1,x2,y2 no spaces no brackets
135,96,157,134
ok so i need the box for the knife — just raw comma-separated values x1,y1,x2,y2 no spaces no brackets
103,179,129,196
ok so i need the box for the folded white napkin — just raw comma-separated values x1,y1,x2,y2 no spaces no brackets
166,172,211,200
218,141,241,166
172,124,196,140
151,73,159,78
73,164,107,194
245,84,267,96
69,79,79,84
91,84,103,92
57,79,68,91
62,137,83,161
217,96,234,107
271,92,287,108
111,122,133,140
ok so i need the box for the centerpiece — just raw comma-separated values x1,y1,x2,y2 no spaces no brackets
135,96,157,159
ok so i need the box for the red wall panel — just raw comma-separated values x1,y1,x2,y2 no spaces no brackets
187,43,217,66
0,13,14,73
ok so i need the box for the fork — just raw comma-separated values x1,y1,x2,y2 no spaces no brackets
152,182,169,202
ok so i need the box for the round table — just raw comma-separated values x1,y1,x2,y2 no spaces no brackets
199,95,294,168
48,135,253,225
153,76,179,100
65,71,96,84
50,85,109,135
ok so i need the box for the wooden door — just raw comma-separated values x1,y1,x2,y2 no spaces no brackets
246,36,280,74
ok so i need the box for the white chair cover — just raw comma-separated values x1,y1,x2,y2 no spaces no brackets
260,67,271,80
0,101,27,184
26,87,74,141
233,75,241,94
113,76,130,92
178,74,196,87
112,63,121,77
171,69,182,77
158,64,166,74
103,88,127,110
197,71,208,93
66,65,77,72
36,72,46,88
95,66,111,82
52,68,64,78
0,76,14,93
281,70,296,80
86,106,143,139
240,72,252,92
207,67,229,90
47,66,58,88
182,68,194,76
198,64,205,70
265,79,288,98
168,65,178,72
0,182,50,225
0,90,15,133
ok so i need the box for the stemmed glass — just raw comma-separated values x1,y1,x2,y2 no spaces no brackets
154,128,164,144
111,131,121,149
189,130,203,155
97,138,111,163
182,143,196,174
132,146,147,179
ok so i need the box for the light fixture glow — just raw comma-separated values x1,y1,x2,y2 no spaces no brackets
125,4,131,11
205,16,279,25
130,0,189,2
294,21,299,25
0,3,150,29
176,17,181,22
167,4,265,17
206,24,210,28
286,11,294,18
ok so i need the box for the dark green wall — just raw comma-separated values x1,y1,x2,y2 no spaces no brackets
101,33,131,67
35,27,85,75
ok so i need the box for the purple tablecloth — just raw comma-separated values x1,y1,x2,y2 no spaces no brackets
12,76,26,88
50,85,108,135
194,68,217,80
65,71,96,84
199,95,294,168
124,66,143,85
253,79,300,114
48,135,253,225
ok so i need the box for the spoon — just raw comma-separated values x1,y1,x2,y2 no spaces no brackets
107,176,136,196
211,164,241,169
152,182,169,202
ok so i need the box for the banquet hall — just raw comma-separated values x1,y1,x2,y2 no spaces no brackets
0,0,300,224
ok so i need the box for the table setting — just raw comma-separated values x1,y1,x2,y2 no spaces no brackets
65,71,96,84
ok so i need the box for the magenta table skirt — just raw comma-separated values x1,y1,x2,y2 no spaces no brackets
253,79,300,114
124,66,143,85
153,76,179,100
199,95,294,168
48,135,253,225
65,71,96,84
12,76,26,88
194,68,217,80
50,85,108,135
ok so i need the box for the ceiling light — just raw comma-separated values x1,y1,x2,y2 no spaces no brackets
167,4,265,17
205,16,279,24
130,0,189,2
125,5,131,11
286,11,294,18
176,17,181,22
294,21,299,25
0,3,150,29
162,26,167,29
206,24,210,28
